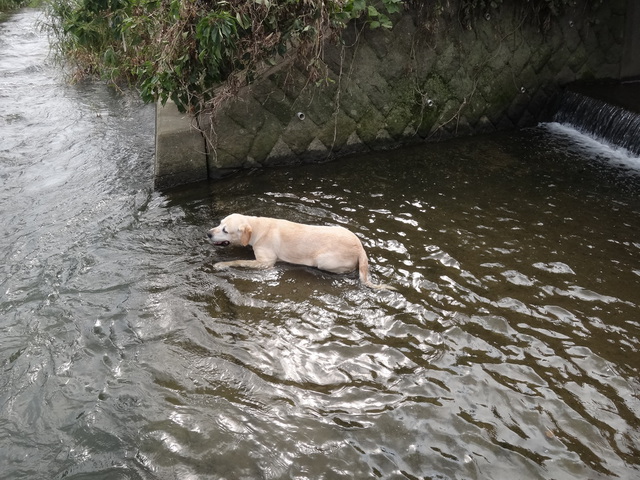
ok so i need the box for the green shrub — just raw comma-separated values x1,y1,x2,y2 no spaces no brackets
44,0,600,113
45,0,403,112
1,0,31,12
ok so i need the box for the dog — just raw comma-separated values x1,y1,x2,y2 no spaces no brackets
207,213,395,290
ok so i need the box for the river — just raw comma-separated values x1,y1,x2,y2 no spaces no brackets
1,8,639,480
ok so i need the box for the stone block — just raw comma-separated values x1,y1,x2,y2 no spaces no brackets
507,93,530,123
365,25,391,60
322,42,344,74
362,73,392,114
528,87,552,121
252,77,292,125
292,81,338,127
280,115,319,155
476,115,495,133
265,138,297,165
356,104,386,146
154,101,207,189
318,110,357,152
248,111,283,162
339,82,371,122
415,101,441,139
561,20,581,53
341,131,369,156
349,42,381,83
305,138,330,163
531,46,554,75
385,104,414,139
223,93,266,134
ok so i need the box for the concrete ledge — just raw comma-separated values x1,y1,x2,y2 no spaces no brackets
622,0,640,79
154,100,208,190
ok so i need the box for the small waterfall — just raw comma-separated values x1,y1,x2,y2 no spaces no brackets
554,89,640,156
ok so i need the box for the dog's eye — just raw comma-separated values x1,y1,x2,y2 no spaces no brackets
222,226,228,234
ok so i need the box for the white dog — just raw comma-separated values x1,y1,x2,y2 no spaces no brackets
207,213,395,290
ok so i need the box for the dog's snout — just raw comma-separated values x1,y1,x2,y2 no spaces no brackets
207,232,213,239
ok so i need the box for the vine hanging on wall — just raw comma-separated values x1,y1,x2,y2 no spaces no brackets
44,0,602,114
45,0,404,113
456,0,603,31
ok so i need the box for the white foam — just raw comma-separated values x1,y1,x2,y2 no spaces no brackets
544,122,640,171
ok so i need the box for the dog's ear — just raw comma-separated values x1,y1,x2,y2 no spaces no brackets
239,224,252,246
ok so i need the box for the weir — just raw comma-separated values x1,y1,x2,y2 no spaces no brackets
554,84,640,155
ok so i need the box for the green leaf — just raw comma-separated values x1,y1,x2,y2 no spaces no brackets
384,0,401,14
353,0,366,12
235,12,249,29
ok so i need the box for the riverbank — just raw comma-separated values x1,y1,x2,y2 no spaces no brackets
157,0,632,188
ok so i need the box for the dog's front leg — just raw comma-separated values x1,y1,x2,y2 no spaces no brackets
212,259,274,270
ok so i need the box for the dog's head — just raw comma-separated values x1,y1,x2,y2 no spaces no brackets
207,214,252,247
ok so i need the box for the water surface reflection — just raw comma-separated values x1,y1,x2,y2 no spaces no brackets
156,126,640,479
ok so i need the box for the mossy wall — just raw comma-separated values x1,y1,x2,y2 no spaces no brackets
156,0,628,185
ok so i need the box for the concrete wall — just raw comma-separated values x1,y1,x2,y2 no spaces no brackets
155,0,629,189
621,0,640,79
155,101,207,189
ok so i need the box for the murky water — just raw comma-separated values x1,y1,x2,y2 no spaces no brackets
2,9,640,480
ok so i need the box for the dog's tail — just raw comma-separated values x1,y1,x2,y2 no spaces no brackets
358,248,396,291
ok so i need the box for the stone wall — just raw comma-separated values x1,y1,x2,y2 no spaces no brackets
155,0,629,189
